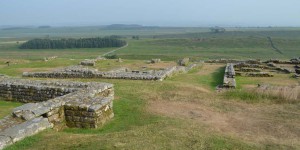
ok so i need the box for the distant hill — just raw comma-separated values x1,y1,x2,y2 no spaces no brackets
2,26,33,30
104,24,159,30
38,26,51,29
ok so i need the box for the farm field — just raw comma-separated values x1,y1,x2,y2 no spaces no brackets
0,27,299,150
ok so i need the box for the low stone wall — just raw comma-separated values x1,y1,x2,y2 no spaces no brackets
245,72,274,77
240,68,261,72
0,78,114,149
275,67,295,74
206,59,261,64
44,56,57,62
232,62,274,77
291,57,300,64
80,59,96,66
23,64,198,81
223,63,236,88
234,62,268,69
0,80,77,103
178,58,190,66
150,59,161,64
264,58,300,64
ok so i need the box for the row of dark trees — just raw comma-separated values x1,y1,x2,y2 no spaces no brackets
19,37,127,49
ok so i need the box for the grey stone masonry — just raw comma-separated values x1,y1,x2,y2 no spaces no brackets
0,78,114,149
264,58,300,64
150,59,161,64
80,59,96,66
178,58,190,66
206,59,261,64
23,64,198,81
223,63,236,88
0,117,52,149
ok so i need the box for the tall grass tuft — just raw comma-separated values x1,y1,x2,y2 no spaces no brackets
256,84,300,103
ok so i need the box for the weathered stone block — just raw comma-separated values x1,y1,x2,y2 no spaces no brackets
65,110,74,116
0,117,52,143
0,136,12,150
178,58,190,66
73,116,80,122
48,114,60,122
65,116,73,122
66,121,75,128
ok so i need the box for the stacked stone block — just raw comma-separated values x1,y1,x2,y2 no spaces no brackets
64,96,114,128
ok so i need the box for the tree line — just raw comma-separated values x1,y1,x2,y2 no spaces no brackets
19,37,127,49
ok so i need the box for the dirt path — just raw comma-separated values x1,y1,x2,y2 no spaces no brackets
101,43,128,57
148,100,300,145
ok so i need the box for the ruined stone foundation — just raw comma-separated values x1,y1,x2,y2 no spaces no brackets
0,78,114,149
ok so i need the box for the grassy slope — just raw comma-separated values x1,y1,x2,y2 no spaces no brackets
0,42,114,60
117,38,291,61
0,58,80,77
1,27,300,61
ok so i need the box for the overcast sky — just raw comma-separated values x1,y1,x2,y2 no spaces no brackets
1,0,300,27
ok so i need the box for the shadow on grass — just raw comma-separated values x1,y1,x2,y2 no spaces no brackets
209,66,225,88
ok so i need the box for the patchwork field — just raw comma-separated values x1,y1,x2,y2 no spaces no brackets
0,27,299,150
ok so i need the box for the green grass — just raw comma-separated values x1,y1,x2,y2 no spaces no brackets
4,132,44,150
116,38,291,61
2,27,300,61
94,59,145,71
0,100,22,119
64,81,161,134
0,58,80,76
169,65,225,90
223,89,272,103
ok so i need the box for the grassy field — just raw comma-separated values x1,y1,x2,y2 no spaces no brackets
1,27,300,61
0,41,114,60
0,27,300,149
3,64,300,150
0,100,22,119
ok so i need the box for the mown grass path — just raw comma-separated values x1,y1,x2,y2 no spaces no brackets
101,43,129,57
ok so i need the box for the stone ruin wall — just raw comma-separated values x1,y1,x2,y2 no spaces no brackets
0,78,114,149
23,64,198,81
0,82,76,103
80,59,96,66
223,63,236,88
207,58,300,77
